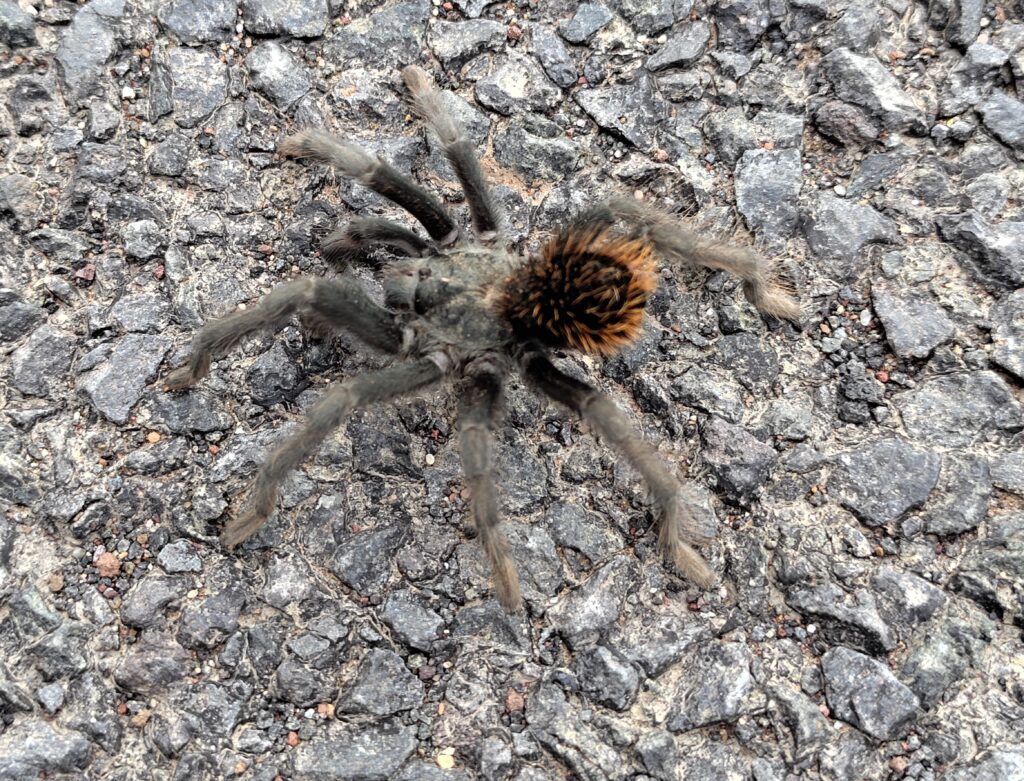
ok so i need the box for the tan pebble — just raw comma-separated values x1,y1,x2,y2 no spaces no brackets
147,431,161,444
95,551,121,578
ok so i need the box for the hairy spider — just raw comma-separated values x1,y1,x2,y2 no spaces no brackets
164,66,800,612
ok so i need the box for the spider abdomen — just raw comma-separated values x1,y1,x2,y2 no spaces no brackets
499,228,657,357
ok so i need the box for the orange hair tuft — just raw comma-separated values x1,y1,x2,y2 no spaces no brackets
499,228,657,356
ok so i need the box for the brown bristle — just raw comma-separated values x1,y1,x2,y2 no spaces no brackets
500,228,657,356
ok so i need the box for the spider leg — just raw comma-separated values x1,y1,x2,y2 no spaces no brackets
402,65,501,241
575,197,801,324
458,364,520,611
280,130,459,245
322,216,431,270
223,357,446,548
519,348,717,590
164,277,405,390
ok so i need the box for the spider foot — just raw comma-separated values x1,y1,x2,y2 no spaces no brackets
221,506,271,550
163,365,204,392
659,495,717,590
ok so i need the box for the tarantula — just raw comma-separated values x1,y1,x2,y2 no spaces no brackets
164,66,800,611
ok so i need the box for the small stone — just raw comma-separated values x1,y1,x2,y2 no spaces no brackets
701,417,778,503
575,72,667,148
0,0,37,47
113,631,190,695
240,0,327,37
157,539,202,573
822,646,919,740
938,211,1024,293
787,583,897,654
158,47,229,129
324,2,428,67
558,3,613,44
574,645,640,711
475,53,562,116
548,555,637,648
895,371,1023,448
158,0,236,44
735,147,802,245
803,193,901,277
531,24,577,88
428,20,505,66
829,439,940,526
646,21,711,70
922,455,992,535
77,334,171,424
667,643,755,731
55,0,121,109
338,649,423,717
872,281,955,359
247,42,310,111
94,551,120,578
380,590,444,652
294,722,417,781
822,48,926,133
12,325,76,398
977,92,1024,153
0,720,91,777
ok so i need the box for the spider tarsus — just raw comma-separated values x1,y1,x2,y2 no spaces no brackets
163,364,205,391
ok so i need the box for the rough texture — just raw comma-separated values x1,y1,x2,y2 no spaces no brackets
1,2,1022,780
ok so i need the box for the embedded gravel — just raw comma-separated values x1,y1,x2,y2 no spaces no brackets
1,1,1023,780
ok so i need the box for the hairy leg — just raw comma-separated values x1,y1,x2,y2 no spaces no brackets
165,277,405,390
402,65,501,241
280,130,459,245
321,216,430,270
223,357,446,547
575,197,801,324
458,363,520,611
520,348,717,589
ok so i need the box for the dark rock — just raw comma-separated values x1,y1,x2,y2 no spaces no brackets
380,590,444,651
87,101,120,141
575,72,667,148
476,53,562,116
451,600,528,653
324,2,427,66
527,683,623,778
666,642,756,731
636,730,679,779
338,648,422,716
871,567,946,626
833,0,881,52
531,24,577,88
714,332,780,393
646,21,711,70
574,645,640,710
0,175,41,232
936,0,983,48
671,366,745,423
12,325,75,397
28,623,89,680
822,48,926,133
274,658,336,706
113,631,190,695
262,555,313,609
0,0,36,47
872,281,955,359
735,148,802,245
713,0,770,51
900,621,983,708
559,3,612,44
54,0,122,109
547,555,637,648
293,721,417,781
330,524,406,597
121,575,187,628
701,417,777,503
547,501,621,563
771,685,831,764
428,20,505,66
177,584,245,650
922,455,991,536
158,47,229,129
506,522,564,605
111,293,172,333
952,513,1024,622
814,100,881,147
943,749,1024,780
991,451,1024,497
158,0,235,44
895,371,1023,448
181,680,250,739
493,120,580,180
787,583,897,654
146,390,232,434
247,42,310,111
607,0,676,34
157,539,203,573
148,133,190,177
802,193,900,277
822,646,919,740
938,211,1024,292
977,92,1024,153
37,682,65,714
7,588,61,641
240,0,327,38
939,44,1009,116
78,334,171,424
829,439,940,526
704,107,804,165
247,343,304,407
122,219,164,260
0,720,91,778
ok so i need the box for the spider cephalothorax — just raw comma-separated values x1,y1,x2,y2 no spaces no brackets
164,66,800,611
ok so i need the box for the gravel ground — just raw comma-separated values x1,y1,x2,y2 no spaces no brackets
1,0,1023,779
